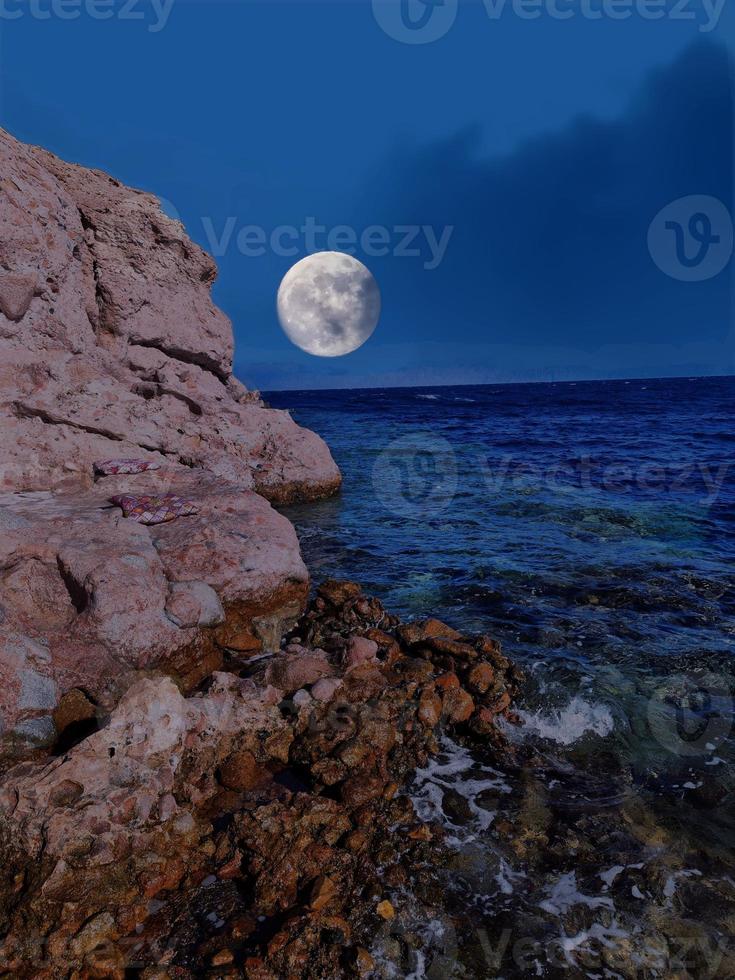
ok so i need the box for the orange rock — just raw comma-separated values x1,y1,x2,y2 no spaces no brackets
408,824,432,841
435,672,460,691
467,662,495,694
376,899,395,920
221,628,262,653
244,956,275,980
267,931,290,957
442,687,475,724
345,829,369,852
341,775,385,807
418,690,442,728
425,636,478,660
52,688,97,737
139,857,185,899
310,874,339,911
488,691,512,714
356,947,376,974
218,749,268,791
211,948,234,966
396,618,461,646
218,849,243,879
231,914,257,939
322,915,352,941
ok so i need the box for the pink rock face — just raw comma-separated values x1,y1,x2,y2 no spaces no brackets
0,470,309,760
0,127,341,502
264,648,333,696
0,672,290,964
0,127,344,761
345,636,379,668
311,677,343,702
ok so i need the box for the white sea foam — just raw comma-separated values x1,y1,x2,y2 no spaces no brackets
540,872,614,917
409,734,510,844
511,696,615,745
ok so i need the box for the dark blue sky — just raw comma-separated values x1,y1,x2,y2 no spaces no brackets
1,1,732,388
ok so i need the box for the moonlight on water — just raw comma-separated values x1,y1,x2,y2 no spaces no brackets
276,251,381,357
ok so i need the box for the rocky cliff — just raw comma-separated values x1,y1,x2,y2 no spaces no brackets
0,132,521,978
0,128,340,501
0,128,340,760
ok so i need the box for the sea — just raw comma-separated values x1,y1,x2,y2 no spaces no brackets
267,376,735,979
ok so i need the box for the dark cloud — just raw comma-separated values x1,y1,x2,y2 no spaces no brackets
356,39,733,368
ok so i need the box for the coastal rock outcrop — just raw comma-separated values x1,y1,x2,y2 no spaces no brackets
0,128,341,760
0,581,522,977
0,127,340,503
0,131,527,978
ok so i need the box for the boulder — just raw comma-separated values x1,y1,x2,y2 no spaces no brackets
0,470,308,760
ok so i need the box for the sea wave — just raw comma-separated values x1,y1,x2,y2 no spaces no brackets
511,696,615,745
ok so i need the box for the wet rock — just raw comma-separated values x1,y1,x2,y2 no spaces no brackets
435,671,460,691
418,690,442,728
0,580,520,977
467,661,495,694
442,686,475,724
211,948,234,967
396,618,461,647
317,579,362,608
355,946,376,974
376,899,395,920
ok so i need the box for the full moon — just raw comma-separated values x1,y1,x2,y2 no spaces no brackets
276,251,381,357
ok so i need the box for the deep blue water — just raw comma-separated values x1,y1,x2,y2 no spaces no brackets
269,376,733,660
267,377,735,974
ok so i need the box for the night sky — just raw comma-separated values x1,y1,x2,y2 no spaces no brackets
1,0,732,388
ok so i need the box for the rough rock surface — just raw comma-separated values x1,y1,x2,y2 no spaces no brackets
0,581,522,978
0,127,343,760
0,468,309,761
0,127,340,503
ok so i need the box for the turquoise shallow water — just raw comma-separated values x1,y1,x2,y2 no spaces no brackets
268,377,735,977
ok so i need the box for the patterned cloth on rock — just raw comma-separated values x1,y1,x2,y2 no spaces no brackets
110,493,198,525
94,458,161,477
